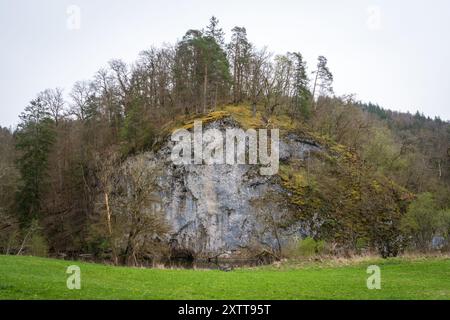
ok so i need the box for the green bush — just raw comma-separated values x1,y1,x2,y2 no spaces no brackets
401,193,450,251
29,234,48,257
297,237,326,257
355,237,369,253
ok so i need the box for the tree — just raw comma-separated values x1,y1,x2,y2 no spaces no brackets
261,54,292,115
311,56,333,109
94,147,121,265
174,29,230,113
0,128,19,213
0,128,20,254
69,81,98,121
248,48,270,117
252,192,296,257
120,99,155,155
109,59,132,114
401,193,449,251
134,46,175,115
39,88,65,125
205,16,225,47
288,52,311,119
228,26,252,104
109,156,170,265
0,210,19,254
93,67,123,138
15,98,56,226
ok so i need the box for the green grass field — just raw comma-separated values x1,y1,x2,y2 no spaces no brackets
0,255,449,300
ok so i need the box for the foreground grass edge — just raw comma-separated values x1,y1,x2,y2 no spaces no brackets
0,255,449,300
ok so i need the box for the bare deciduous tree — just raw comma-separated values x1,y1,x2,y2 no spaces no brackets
109,155,170,266
39,88,65,125
69,81,95,121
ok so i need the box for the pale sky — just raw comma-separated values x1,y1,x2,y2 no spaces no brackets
1,0,450,128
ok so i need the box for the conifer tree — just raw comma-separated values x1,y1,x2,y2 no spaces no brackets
15,97,55,226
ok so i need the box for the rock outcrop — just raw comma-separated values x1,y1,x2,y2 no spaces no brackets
132,117,323,258
120,105,410,260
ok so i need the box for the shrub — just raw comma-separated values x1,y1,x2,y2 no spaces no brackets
401,193,450,251
0,212,20,254
355,237,369,254
29,234,48,257
297,237,326,257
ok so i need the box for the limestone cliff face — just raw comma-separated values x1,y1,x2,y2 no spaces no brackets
133,117,323,258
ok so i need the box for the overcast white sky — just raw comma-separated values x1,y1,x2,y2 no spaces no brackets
1,0,449,128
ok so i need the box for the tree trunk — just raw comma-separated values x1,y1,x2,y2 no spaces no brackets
438,160,442,179
17,229,32,256
203,64,208,113
233,43,239,104
123,231,135,266
214,84,218,110
104,192,112,235
104,192,118,265
311,69,319,110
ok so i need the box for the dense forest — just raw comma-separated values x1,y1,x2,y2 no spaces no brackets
1,17,449,264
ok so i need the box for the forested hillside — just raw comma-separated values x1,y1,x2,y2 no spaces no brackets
1,17,449,264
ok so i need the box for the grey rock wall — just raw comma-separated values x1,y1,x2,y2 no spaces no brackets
132,117,323,257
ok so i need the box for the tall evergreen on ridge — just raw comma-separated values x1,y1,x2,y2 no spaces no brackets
174,26,230,113
289,52,311,119
15,97,55,226
311,55,333,109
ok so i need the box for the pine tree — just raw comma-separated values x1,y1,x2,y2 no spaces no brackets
175,28,230,113
15,97,55,226
205,16,225,47
311,55,333,109
289,52,311,119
